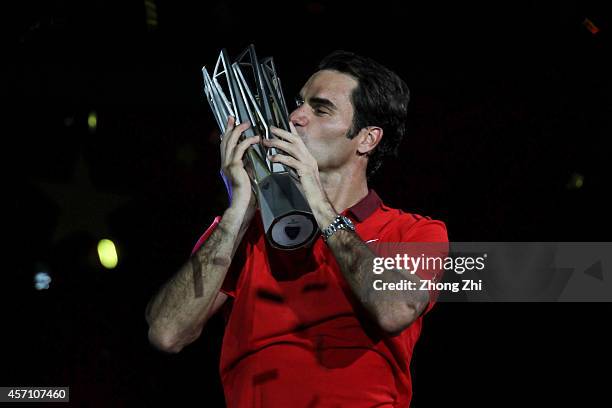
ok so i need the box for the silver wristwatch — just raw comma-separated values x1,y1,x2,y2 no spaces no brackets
322,215,355,241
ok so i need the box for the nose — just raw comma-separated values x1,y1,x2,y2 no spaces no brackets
289,105,308,128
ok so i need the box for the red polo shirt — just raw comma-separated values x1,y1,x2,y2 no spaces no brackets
192,190,448,407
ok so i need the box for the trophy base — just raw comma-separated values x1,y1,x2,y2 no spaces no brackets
255,172,318,250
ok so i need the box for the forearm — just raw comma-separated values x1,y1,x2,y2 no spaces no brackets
311,202,427,334
328,229,427,333
146,207,248,351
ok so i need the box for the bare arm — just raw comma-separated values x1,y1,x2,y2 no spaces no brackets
145,206,251,353
312,201,429,335
146,117,260,353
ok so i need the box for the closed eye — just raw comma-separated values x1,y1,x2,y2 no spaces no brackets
295,95,333,116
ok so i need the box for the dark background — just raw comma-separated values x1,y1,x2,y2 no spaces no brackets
4,0,611,406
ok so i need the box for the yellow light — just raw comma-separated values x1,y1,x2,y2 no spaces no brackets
88,111,97,131
97,239,118,269
567,173,584,190
575,177,583,188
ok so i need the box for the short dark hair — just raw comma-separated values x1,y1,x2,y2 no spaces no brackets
318,50,410,177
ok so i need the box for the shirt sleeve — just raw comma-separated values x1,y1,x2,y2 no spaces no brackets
191,216,239,298
401,217,449,316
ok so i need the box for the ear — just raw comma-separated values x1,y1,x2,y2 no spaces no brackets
356,126,383,156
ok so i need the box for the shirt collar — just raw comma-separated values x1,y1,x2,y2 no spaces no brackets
344,189,382,223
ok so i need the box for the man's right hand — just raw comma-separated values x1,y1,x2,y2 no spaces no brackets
219,116,260,221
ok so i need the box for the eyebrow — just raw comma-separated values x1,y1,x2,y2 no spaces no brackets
299,92,337,111
309,97,337,110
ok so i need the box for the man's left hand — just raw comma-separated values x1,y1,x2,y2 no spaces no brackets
262,123,329,216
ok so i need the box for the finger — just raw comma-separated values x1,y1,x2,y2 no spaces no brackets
225,116,235,133
232,135,260,165
270,126,299,143
220,116,235,153
224,121,251,164
288,121,299,136
262,138,299,158
222,115,235,140
268,153,302,173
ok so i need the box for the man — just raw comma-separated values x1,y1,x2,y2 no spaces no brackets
146,51,448,407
